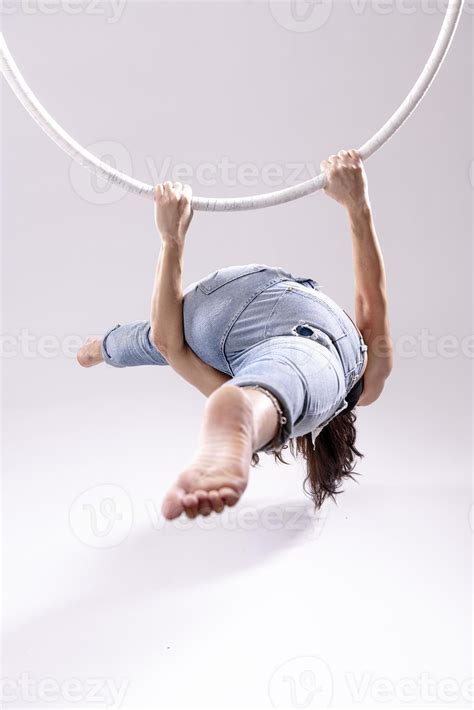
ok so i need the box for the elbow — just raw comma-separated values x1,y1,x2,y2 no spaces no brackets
150,331,185,363
376,355,394,384
152,340,174,361
149,329,171,359
380,351,394,380
356,292,388,325
364,333,394,379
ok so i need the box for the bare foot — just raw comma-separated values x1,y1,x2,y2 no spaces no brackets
77,337,104,368
162,385,256,520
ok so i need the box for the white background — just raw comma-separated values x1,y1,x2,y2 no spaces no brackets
1,2,472,708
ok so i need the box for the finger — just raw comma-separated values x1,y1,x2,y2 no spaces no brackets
154,184,165,201
181,184,193,203
338,150,348,159
327,154,338,164
163,181,174,198
348,149,360,161
208,490,225,514
320,160,329,172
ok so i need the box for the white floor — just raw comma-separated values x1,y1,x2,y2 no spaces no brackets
3,391,472,709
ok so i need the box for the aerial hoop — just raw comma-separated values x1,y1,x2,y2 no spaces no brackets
0,0,464,211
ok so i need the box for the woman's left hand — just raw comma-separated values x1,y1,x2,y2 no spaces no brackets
154,181,193,244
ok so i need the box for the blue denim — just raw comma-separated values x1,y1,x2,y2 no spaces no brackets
101,264,367,451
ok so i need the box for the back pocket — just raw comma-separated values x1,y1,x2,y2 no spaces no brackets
197,264,268,294
294,288,348,339
265,286,348,343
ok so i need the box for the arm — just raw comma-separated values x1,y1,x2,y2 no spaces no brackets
150,181,231,397
320,150,393,405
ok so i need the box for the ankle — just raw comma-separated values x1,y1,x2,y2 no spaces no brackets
240,386,282,452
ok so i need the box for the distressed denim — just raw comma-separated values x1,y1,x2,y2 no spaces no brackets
101,264,367,451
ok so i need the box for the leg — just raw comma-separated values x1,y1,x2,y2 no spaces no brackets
77,320,169,369
161,384,280,519
162,335,347,519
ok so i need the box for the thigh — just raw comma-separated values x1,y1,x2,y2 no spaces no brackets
229,336,347,440
231,281,365,391
182,264,302,373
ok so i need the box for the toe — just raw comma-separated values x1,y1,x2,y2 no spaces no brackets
219,487,240,507
195,490,213,517
183,493,199,518
162,486,186,520
208,490,225,514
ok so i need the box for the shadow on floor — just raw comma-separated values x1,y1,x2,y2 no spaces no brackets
4,498,329,684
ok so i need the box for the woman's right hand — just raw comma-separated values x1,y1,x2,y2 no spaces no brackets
154,181,193,244
320,149,370,213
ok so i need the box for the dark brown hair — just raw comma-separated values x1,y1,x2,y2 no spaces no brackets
252,407,363,508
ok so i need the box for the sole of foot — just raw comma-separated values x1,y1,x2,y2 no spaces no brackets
162,385,255,520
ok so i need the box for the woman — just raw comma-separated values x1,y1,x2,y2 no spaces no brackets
78,150,393,520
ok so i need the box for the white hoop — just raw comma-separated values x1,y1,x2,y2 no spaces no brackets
0,1,464,212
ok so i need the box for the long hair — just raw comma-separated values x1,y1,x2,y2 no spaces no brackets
251,406,363,508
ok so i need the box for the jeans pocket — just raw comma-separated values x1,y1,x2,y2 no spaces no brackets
282,287,349,342
197,264,268,294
